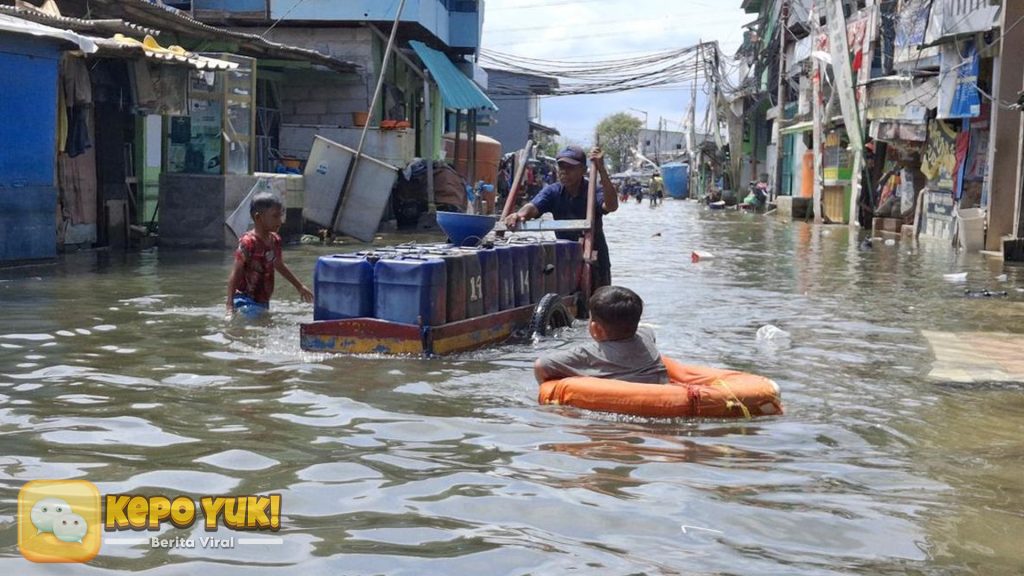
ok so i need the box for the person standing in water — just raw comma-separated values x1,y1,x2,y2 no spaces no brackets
503,145,619,288
226,192,313,318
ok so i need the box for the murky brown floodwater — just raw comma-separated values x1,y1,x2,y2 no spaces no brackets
2,199,1023,575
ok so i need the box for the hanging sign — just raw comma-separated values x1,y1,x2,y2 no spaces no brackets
937,41,981,119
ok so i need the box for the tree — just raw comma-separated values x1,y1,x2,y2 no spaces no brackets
595,112,642,173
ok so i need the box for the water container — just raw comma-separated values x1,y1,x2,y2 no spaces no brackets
493,244,515,310
660,162,690,199
427,250,469,322
374,257,447,326
505,242,532,307
459,247,499,315
314,254,375,320
461,250,484,318
554,239,582,294
541,241,558,295
518,242,545,303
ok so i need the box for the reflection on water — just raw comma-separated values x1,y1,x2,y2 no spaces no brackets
1,201,1023,574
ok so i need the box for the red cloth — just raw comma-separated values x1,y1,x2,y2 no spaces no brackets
234,231,282,304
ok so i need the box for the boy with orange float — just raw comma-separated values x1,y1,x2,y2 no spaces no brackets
534,286,668,384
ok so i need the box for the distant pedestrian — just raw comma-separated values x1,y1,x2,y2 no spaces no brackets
226,192,312,319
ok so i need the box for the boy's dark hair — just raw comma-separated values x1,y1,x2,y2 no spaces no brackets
250,192,283,216
588,285,643,340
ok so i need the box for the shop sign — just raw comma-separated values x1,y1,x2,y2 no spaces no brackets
866,77,938,122
937,40,981,119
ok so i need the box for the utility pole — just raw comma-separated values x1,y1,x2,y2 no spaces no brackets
773,0,788,201
824,0,864,227
811,6,823,224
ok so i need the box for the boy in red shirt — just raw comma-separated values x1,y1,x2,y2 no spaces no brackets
226,193,312,318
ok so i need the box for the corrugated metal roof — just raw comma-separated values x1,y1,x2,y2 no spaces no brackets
93,35,238,70
0,5,160,38
410,41,497,112
72,0,360,73
0,12,97,52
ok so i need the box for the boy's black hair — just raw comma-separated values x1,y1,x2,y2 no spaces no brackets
588,285,643,340
250,192,283,216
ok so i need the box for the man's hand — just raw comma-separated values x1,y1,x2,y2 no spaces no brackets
503,211,524,229
298,284,314,303
589,147,607,171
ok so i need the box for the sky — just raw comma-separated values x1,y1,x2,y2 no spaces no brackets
480,0,752,146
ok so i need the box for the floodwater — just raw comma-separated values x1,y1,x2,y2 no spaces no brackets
1,200,1023,575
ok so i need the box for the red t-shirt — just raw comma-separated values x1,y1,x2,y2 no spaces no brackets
234,231,282,304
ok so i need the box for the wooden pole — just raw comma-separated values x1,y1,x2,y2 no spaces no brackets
500,140,534,220
423,72,435,212
329,0,407,234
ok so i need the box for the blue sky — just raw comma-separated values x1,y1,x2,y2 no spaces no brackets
480,0,751,145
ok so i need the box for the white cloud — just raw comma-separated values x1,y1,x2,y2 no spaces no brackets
481,0,750,144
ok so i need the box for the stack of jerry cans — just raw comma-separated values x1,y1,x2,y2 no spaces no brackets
313,254,375,320
374,256,447,326
554,239,582,295
459,247,499,315
541,241,558,295
492,244,515,310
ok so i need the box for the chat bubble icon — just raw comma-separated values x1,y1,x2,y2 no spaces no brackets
52,514,88,544
30,498,72,535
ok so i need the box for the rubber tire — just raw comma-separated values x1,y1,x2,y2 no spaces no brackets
529,293,573,337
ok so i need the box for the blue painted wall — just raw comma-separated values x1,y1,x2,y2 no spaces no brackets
265,0,479,50
0,33,60,262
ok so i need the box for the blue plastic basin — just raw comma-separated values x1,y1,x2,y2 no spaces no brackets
436,212,496,247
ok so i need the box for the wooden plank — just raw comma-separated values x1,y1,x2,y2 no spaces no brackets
300,296,578,356
493,219,590,233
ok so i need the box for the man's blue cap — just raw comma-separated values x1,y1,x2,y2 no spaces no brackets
555,146,586,166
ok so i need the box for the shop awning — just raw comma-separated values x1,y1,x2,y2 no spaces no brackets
410,41,497,112
780,120,814,135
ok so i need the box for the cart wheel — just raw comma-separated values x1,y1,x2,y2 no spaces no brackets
529,293,573,337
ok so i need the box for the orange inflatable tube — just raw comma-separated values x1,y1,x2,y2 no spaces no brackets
538,357,783,418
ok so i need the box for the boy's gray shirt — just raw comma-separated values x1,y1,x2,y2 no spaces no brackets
537,326,669,383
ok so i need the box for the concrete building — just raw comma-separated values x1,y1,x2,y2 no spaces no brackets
480,68,559,154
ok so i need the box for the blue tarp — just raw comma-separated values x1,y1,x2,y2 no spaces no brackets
410,40,497,112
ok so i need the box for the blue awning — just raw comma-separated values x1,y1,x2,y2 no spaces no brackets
410,41,497,112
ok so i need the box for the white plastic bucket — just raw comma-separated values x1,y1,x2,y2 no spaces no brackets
958,208,986,251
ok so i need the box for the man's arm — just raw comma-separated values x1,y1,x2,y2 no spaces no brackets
275,259,314,303
590,148,618,214
503,202,541,229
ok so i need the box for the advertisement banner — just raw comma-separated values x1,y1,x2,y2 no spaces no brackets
866,77,938,122
937,41,981,119
925,0,1000,44
894,0,939,66
921,119,959,192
